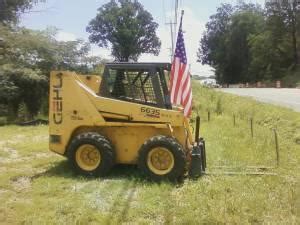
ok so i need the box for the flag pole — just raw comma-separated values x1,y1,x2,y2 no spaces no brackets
170,8,193,117
180,10,184,24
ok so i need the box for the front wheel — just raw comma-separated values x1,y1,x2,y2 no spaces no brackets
138,136,186,181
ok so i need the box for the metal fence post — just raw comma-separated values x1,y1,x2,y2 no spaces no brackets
233,114,236,127
250,118,254,138
208,111,210,122
273,129,280,167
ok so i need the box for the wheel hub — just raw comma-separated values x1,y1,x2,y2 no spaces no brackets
75,144,101,171
147,147,174,175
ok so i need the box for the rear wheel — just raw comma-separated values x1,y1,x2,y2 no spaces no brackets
138,135,186,181
67,132,115,177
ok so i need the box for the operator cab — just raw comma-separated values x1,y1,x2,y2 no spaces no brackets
99,63,172,109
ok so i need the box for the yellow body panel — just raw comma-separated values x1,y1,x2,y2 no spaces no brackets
77,74,102,94
49,71,194,164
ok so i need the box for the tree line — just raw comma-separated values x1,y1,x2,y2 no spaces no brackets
1,0,299,123
0,24,105,122
198,1,300,85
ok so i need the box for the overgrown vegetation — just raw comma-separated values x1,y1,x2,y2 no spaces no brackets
198,1,300,85
0,84,299,224
0,2,107,122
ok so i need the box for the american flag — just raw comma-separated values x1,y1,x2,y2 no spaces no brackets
170,12,192,117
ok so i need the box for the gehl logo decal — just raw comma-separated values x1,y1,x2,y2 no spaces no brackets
52,73,63,124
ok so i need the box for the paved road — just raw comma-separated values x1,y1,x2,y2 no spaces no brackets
219,88,300,112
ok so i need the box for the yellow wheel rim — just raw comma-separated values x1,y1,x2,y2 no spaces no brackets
75,144,101,171
147,147,174,175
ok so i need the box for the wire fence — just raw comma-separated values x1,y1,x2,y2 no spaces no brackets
195,109,297,171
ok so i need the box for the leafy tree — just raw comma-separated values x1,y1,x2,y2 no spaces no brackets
265,0,300,66
197,4,234,83
54,38,105,74
0,25,106,121
0,0,44,24
225,9,264,83
0,25,49,119
0,0,108,122
1,25,105,73
198,3,263,83
86,0,161,61
248,0,298,81
0,64,47,120
249,30,293,80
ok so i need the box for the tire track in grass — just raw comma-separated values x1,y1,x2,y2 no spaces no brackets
162,184,177,224
105,179,137,224
131,182,175,224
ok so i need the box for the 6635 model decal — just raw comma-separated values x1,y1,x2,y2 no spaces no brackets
141,107,160,118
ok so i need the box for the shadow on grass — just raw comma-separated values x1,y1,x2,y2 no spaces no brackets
28,160,184,224
30,160,170,224
31,159,151,183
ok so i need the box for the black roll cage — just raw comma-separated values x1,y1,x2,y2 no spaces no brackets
99,63,172,109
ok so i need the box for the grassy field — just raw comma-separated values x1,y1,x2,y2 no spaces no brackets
0,83,299,224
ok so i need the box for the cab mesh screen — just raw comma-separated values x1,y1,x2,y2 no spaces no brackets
106,69,158,106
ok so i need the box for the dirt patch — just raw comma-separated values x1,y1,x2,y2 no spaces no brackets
72,182,90,192
5,134,26,145
34,152,51,158
3,148,19,159
11,176,32,192
0,189,9,197
0,147,19,164
0,166,34,174
0,148,52,164
15,134,26,139
32,135,48,143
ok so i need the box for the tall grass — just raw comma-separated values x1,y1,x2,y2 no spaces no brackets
192,83,300,171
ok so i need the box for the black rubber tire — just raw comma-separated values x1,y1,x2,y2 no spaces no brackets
138,135,186,182
67,132,115,177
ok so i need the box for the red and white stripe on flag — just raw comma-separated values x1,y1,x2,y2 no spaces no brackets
169,13,192,117
170,58,192,117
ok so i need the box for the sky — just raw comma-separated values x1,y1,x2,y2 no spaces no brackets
21,0,266,76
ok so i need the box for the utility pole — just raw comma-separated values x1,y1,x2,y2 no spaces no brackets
166,20,176,61
165,0,179,62
174,0,178,38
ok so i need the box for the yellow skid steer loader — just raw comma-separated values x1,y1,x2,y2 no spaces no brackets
49,63,206,181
